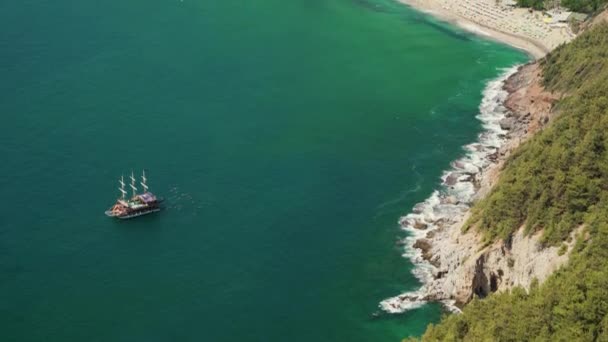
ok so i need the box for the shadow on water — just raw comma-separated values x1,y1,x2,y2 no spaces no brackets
111,212,163,230
351,0,472,42
420,19,472,42
365,0,473,42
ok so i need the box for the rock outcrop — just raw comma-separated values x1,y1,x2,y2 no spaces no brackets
424,220,580,305
430,62,567,305
381,62,574,313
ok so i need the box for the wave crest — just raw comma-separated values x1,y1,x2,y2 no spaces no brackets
380,66,520,314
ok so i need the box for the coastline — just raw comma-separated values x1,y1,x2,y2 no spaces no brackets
375,0,572,314
398,0,552,59
380,60,566,313
381,66,524,313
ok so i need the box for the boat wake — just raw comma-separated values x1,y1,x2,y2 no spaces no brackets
165,186,205,214
379,66,520,314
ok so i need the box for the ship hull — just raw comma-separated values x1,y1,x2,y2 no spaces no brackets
116,208,161,219
105,207,161,219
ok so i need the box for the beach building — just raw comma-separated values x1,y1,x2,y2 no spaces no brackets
570,12,590,23
502,0,517,8
545,9,573,23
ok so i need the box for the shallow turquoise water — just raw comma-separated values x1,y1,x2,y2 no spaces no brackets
0,0,527,341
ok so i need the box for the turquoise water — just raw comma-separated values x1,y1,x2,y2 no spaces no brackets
0,0,527,341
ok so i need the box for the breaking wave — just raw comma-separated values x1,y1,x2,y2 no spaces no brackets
380,66,520,314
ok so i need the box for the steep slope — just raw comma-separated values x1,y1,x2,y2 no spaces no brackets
465,22,608,246
409,23,608,342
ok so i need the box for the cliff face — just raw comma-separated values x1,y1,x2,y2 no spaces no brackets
419,63,568,306
425,219,581,305
380,63,570,313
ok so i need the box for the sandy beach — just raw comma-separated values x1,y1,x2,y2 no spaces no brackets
399,0,576,59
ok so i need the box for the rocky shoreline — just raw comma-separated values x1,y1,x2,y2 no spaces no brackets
380,62,573,313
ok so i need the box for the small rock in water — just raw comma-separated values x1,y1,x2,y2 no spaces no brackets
452,160,466,170
499,117,515,130
440,195,459,205
412,203,426,214
413,239,433,261
458,174,475,183
399,217,414,227
413,220,428,230
444,172,460,186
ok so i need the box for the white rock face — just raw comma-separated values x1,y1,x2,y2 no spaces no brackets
426,222,579,305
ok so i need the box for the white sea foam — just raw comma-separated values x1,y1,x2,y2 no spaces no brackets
380,66,520,314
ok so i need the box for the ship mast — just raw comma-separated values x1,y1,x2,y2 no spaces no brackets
130,170,138,197
119,175,127,199
140,169,149,193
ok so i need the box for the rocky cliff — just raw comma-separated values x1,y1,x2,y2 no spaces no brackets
382,62,576,312
424,63,567,306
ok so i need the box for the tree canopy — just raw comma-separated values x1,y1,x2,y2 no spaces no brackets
517,0,608,12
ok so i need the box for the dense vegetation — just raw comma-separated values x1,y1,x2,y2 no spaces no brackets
516,0,608,12
407,23,608,341
464,23,608,246
561,0,608,12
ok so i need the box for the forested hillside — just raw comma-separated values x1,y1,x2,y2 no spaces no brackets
463,23,608,246
517,0,608,12
408,23,608,341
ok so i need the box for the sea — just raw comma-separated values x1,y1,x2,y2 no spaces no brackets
0,0,527,341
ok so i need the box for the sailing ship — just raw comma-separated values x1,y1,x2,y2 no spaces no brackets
105,170,162,219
